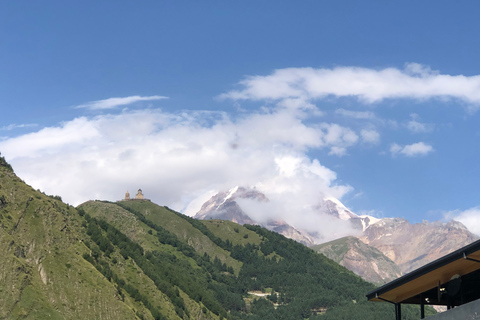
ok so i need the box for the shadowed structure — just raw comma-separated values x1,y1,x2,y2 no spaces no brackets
367,239,480,319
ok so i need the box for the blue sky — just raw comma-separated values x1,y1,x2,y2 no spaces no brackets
1,1,480,236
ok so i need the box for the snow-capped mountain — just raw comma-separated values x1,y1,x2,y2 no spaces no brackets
194,186,261,225
193,186,479,284
193,186,378,246
194,186,317,245
321,197,380,231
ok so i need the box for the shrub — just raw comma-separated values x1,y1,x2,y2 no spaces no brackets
0,152,13,172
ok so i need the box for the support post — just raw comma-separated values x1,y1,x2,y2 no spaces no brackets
395,303,402,320
420,293,425,319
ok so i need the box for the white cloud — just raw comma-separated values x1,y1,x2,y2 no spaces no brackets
336,108,376,119
74,95,168,110
276,97,318,112
390,143,402,155
360,129,380,144
0,108,352,218
328,146,347,157
320,123,358,156
390,142,434,157
237,196,360,243
1,123,37,131
401,142,434,156
444,207,480,236
221,63,480,109
234,155,356,242
405,113,434,133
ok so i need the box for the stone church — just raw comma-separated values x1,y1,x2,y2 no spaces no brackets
123,189,148,201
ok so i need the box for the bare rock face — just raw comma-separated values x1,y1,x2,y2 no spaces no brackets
360,218,479,274
312,236,402,285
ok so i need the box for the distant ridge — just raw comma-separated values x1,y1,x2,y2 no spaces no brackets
195,186,479,284
312,236,402,285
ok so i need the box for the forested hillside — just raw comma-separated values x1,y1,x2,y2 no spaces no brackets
79,200,436,319
0,155,435,319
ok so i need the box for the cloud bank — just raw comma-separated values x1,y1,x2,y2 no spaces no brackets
0,107,353,217
3,62,474,241
221,63,480,109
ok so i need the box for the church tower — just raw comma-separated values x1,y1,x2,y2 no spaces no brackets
125,191,130,200
135,189,144,200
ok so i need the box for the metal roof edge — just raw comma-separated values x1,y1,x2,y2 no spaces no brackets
366,238,480,300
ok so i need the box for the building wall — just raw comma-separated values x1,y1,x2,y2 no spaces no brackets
428,299,480,319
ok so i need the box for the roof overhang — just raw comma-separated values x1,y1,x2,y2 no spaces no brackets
367,239,480,305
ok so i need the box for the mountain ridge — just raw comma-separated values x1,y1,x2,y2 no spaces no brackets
0,157,438,319
312,236,402,285
194,186,479,283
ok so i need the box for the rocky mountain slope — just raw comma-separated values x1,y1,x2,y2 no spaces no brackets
360,218,478,274
193,186,385,247
195,186,479,283
312,236,402,285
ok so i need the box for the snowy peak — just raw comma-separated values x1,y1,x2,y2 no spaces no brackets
194,186,267,225
321,197,379,232
323,197,358,220
195,186,382,241
194,186,315,246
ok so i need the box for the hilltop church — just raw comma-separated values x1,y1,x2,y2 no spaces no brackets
123,189,149,201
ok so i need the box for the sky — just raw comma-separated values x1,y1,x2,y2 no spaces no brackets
1,1,480,237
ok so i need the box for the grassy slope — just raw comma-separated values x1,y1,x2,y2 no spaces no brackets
312,236,351,262
118,200,243,273
0,156,436,319
78,199,434,319
201,219,262,246
79,200,220,320
0,167,138,320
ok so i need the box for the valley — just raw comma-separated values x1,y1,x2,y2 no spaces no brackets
0,158,437,319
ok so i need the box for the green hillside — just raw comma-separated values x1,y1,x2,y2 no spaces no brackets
0,155,435,319
0,156,140,319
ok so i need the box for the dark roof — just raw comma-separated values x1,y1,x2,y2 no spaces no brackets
366,238,480,305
